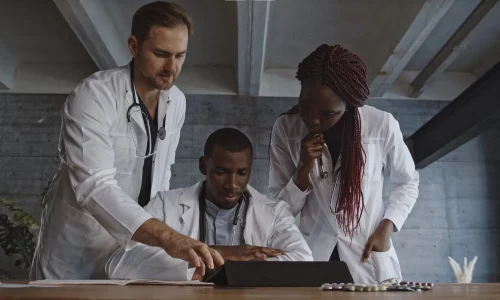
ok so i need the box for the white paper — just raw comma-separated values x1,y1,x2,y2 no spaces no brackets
0,283,49,288
29,279,213,286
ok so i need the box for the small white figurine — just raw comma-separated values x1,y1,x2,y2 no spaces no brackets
448,256,478,283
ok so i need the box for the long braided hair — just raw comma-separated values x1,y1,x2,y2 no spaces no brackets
296,44,369,238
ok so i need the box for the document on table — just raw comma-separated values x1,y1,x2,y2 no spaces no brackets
29,279,214,286
0,282,48,288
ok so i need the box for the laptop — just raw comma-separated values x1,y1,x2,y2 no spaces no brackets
204,261,354,287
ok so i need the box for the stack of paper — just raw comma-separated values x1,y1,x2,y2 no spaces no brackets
29,279,214,286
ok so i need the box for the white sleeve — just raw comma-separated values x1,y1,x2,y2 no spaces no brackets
266,201,313,262
105,193,195,280
268,119,311,216
62,81,152,249
106,244,194,281
382,114,420,231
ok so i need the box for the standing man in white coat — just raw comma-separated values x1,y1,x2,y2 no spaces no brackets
31,1,223,280
268,44,419,284
106,128,313,281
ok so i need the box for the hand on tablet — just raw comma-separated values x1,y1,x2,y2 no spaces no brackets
210,245,285,262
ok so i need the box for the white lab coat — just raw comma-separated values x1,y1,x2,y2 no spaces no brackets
106,181,313,281
269,105,419,284
30,65,186,279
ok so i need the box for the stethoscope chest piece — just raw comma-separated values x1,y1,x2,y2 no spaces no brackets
158,127,166,140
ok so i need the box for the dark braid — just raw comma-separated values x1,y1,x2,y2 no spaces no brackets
296,44,369,239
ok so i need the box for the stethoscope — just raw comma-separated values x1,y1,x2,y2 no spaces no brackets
312,134,342,215
315,108,349,180
314,133,329,179
127,60,168,158
318,157,341,215
198,181,248,246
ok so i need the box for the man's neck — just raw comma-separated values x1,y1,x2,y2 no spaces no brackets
133,68,160,119
206,196,239,211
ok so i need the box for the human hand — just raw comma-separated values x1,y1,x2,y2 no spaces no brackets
294,133,325,191
299,132,325,171
361,219,394,262
191,266,204,281
162,231,224,276
210,245,285,262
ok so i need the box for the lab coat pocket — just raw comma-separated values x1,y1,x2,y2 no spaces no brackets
47,201,97,275
371,245,402,283
112,135,139,175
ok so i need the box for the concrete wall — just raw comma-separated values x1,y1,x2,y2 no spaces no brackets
1,94,499,282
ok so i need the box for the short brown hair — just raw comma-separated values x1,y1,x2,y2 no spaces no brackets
131,1,193,42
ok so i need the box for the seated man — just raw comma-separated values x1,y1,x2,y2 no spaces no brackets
106,128,313,281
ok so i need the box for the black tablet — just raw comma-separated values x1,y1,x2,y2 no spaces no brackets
204,260,354,287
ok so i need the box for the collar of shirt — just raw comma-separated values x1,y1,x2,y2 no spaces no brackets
205,198,239,220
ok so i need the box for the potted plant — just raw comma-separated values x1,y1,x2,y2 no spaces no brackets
0,199,40,279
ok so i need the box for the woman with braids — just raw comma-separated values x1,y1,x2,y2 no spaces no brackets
268,44,419,284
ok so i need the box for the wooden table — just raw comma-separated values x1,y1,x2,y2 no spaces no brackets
1,283,500,299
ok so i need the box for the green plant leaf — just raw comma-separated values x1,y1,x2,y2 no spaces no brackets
0,199,40,229
0,214,35,270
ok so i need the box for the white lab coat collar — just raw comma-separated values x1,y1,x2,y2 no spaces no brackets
178,182,200,228
176,181,275,241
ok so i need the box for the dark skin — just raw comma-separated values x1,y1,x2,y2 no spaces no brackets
199,145,285,260
294,77,394,261
189,145,285,280
295,78,346,191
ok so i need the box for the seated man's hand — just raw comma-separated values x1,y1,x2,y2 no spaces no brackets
210,245,285,261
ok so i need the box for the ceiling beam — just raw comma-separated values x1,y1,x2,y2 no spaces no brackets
53,0,130,70
407,60,500,169
410,0,498,97
0,40,19,90
237,0,271,96
369,0,455,97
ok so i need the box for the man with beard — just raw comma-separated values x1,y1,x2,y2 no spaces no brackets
31,1,223,280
